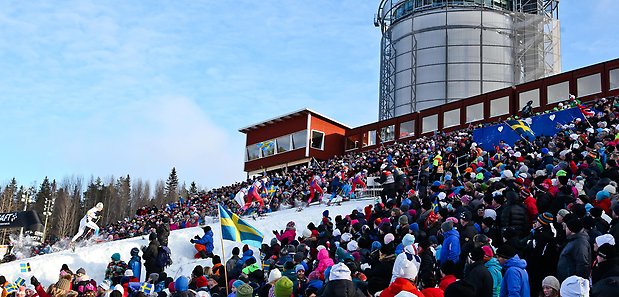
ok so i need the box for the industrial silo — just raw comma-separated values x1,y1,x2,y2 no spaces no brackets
375,0,561,120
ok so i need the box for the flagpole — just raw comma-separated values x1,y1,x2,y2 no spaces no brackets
218,204,230,296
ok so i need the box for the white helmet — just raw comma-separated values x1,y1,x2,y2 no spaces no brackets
96,202,104,210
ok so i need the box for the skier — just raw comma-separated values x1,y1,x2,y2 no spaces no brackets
328,166,348,206
349,169,368,197
308,171,325,205
72,202,103,242
243,178,266,211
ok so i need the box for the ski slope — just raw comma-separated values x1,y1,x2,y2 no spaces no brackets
0,199,374,286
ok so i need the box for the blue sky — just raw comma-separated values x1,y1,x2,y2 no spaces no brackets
0,1,617,190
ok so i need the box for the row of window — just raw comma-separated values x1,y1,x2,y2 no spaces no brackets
246,130,326,161
393,0,513,21
346,68,619,150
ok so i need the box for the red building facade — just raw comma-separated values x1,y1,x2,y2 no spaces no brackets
240,58,619,174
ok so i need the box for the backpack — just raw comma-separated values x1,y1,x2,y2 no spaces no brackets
156,246,173,268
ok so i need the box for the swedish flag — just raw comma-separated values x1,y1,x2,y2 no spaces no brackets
506,120,535,140
20,262,31,273
140,283,154,294
5,283,18,294
219,204,264,248
15,277,26,286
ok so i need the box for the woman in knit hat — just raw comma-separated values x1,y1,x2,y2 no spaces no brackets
540,276,560,297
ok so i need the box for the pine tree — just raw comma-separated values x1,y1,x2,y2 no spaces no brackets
34,177,52,217
165,167,179,202
189,181,198,196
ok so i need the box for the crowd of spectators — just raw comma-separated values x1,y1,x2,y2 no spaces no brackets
2,95,619,297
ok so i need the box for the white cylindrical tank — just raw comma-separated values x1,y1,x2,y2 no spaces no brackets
376,0,560,119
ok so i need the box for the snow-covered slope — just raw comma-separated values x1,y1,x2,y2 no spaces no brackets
0,199,373,286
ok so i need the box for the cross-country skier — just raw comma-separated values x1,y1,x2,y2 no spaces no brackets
243,178,266,210
349,169,368,196
308,171,325,204
72,202,103,242
328,166,348,206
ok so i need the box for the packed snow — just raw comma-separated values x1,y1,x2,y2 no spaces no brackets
0,198,375,285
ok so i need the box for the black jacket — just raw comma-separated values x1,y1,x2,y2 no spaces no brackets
319,279,365,297
142,239,162,273
557,231,591,282
463,261,493,297
501,202,528,236
592,258,619,284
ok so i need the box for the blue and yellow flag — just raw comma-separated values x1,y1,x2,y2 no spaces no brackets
20,262,31,273
219,204,264,248
15,277,26,286
5,283,18,294
140,283,154,294
505,120,535,140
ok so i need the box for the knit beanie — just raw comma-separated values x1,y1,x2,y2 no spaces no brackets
441,221,453,232
111,253,121,261
174,276,189,292
595,234,616,247
496,244,517,259
541,276,560,292
236,283,253,297
402,234,415,247
557,209,569,218
55,279,71,291
537,212,554,226
274,276,293,297
371,241,382,252
560,276,590,297
565,218,583,233
598,243,616,260
398,215,408,226
329,263,352,281
384,233,395,245
596,190,611,201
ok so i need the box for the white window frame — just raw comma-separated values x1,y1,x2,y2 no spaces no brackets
310,130,325,150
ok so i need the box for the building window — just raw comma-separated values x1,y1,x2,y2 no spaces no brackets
310,130,325,150
247,145,260,161
346,135,359,150
380,125,395,143
577,73,601,97
443,109,460,128
611,68,619,90
399,120,415,138
258,140,275,158
291,130,307,149
547,81,570,104
362,130,377,147
466,102,484,123
490,96,509,117
519,89,540,109
276,135,291,154
422,115,438,134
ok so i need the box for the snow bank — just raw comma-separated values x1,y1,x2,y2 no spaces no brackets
0,199,373,286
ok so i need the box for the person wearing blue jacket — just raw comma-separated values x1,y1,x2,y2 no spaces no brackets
190,226,214,259
439,221,461,266
128,247,142,281
497,244,530,297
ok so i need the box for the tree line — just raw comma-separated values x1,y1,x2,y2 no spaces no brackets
0,167,200,244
